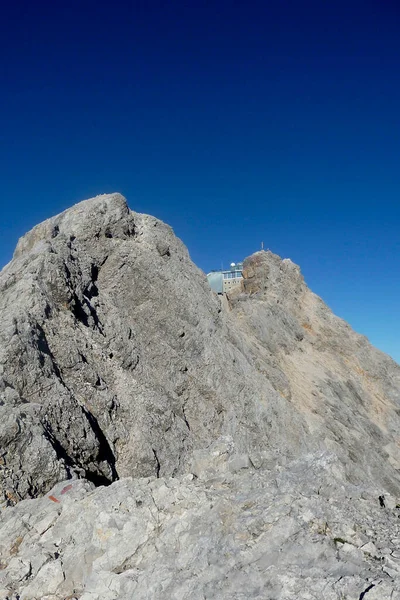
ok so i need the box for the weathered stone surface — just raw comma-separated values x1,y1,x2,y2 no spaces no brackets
0,194,305,501
232,250,400,493
1,193,400,503
0,449,399,599
1,193,400,598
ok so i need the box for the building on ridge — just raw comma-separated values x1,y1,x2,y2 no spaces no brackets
207,262,243,294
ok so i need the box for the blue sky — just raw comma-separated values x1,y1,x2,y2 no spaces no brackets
1,0,399,361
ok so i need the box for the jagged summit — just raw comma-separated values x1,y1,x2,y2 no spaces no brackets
1,193,400,499
1,194,400,598
13,193,131,259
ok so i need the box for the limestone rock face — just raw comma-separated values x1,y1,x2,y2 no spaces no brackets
1,193,400,501
1,449,400,600
1,193,400,598
233,251,400,492
0,194,308,501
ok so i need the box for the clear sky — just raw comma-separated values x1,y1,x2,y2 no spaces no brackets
1,1,399,362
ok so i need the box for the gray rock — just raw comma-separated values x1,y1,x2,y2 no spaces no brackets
0,453,398,599
1,193,400,503
1,192,400,598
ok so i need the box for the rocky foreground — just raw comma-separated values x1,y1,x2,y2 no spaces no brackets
0,194,400,599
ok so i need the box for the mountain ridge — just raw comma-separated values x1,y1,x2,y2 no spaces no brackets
1,193,400,598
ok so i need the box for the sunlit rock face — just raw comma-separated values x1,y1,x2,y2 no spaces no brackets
1,194,400,599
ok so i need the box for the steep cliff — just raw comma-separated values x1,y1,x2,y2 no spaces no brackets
1,193,399,503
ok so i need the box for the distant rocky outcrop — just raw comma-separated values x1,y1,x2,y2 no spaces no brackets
1,194,400,599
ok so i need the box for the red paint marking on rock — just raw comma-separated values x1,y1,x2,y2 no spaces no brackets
61,484,73,495
48,495,60,503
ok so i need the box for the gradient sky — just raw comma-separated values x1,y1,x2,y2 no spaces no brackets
1,1,399,361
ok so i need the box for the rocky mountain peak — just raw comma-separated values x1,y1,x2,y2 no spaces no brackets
242,249,304,297
1,194,400,598
13,193,133,259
